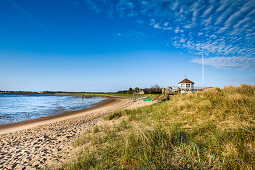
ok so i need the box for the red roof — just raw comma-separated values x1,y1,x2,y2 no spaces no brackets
178,78,194,84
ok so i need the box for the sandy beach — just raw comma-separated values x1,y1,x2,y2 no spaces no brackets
0,97,156,169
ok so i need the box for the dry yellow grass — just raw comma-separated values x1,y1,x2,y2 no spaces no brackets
59,84,255,169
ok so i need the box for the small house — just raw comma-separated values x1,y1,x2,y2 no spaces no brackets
178,78,195,93
138,90,145,95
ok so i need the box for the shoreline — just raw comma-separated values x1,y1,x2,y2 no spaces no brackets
0,96,120,135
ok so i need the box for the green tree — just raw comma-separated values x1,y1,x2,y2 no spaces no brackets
134,87,140,93
128,87,133,94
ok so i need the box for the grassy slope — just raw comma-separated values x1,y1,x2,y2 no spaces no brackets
59,85,255,169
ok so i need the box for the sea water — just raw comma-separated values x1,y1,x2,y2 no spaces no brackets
0,93,105,125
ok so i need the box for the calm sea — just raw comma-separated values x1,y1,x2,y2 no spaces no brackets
0,93,105,125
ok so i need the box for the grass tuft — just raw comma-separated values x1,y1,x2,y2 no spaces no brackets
93,126,100,134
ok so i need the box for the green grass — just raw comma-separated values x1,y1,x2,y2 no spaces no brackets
59,84,255,169
61,92,161,98
64,92,147,98
63,92,134,97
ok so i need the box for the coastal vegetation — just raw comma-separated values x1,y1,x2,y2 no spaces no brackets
59,84,255,169
66,92,160,98
66,92,136,97
117,85,162,94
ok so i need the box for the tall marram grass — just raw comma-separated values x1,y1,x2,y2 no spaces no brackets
59,85,255,169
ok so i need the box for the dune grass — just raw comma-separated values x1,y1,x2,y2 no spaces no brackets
59,84,255,169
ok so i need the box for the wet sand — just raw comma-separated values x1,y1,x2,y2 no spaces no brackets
0,97,156,169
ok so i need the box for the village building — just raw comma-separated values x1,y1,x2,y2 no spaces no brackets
138,90,144,95
178,78,195,93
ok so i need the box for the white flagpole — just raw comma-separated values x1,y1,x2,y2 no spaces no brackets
202,53,204,89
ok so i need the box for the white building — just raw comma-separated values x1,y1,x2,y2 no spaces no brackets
178,78,195,93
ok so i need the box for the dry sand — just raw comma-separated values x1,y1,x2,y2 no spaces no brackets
0,97,156,170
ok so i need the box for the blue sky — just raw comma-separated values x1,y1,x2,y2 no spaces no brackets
0,0,254,91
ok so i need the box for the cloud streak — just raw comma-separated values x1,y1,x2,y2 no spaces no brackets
192,57,255,71
81,0,255,71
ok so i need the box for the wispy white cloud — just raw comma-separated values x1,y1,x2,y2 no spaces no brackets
233,17,250,28
215,0,228,13
201,6,214,18
191,2,199,25
192,57,255,71
202,15,213,26
81,0,255,71
153,23,161,29
174,27,184,34
172,1,179,11
218,0,254,33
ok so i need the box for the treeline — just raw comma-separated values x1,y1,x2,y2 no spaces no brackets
117,85,162,94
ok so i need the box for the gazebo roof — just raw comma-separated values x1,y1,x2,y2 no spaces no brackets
178,78,195,84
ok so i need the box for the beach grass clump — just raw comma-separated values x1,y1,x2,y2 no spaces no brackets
92,126,100,134
104,111,124,120
59,85,255,169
